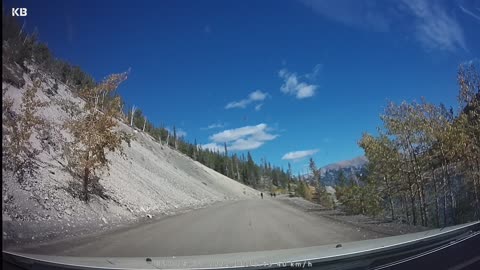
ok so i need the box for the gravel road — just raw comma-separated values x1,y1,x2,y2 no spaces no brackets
18,198,386,257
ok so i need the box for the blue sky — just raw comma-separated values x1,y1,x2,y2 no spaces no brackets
5,0,480,174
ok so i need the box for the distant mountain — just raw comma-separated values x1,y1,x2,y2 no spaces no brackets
320,156,368,186
302,156,368,186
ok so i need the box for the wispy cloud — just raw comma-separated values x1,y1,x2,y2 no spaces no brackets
459,3,480,23
282,149,319,161
204,123,278,151
462,58,480,66
301,0,468,52
278,65,321,99
204,24,212,34
402,0,466,51
225,90,268,110
202,122,225,130
301,0,392,32
254,104,263,111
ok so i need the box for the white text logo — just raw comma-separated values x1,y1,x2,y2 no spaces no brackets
12,8,27,17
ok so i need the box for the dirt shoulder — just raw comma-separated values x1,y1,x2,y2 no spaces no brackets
277,195,427,237
3,199,224,252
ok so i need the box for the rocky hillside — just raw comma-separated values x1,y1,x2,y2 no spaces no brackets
2,63,258,247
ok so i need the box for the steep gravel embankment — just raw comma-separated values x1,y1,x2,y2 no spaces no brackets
2,64,258,248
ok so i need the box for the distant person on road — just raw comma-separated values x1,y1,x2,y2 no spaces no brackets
261,192,263,199
273,192,276,198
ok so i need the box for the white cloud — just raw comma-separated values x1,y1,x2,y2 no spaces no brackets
296,84,316,98
225,90,268,109
278,67,319,99
249,90,267,101
211,123,268,142
166,127,187,138
225,99,250,109
282,149,319,161
255,104,263,111
206,123,278,151
229,138,264,151
402,0,466,51
200,143,224,153
177,129,187,137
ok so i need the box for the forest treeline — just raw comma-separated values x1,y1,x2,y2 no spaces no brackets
2,14,294,200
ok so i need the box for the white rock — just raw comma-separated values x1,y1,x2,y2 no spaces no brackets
2,214,12,222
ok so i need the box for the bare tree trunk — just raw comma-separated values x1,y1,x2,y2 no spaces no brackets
236,159,240,181
432,169,440,227
143,117,146,132
101,91,106,111
405,173,417,225
402,194,410,224
409,185,417,225
406,138,426,226
446,172,456,224
130,105,136,127
389,197,395,221
440,147,455,224
443,185,448,226
94,95,99,111
473,159,480,219
119,103,125,121
384,176,395,220
418,184,428,227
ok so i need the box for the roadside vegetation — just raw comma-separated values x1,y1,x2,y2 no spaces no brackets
2,81,47,180
334,64,479,227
